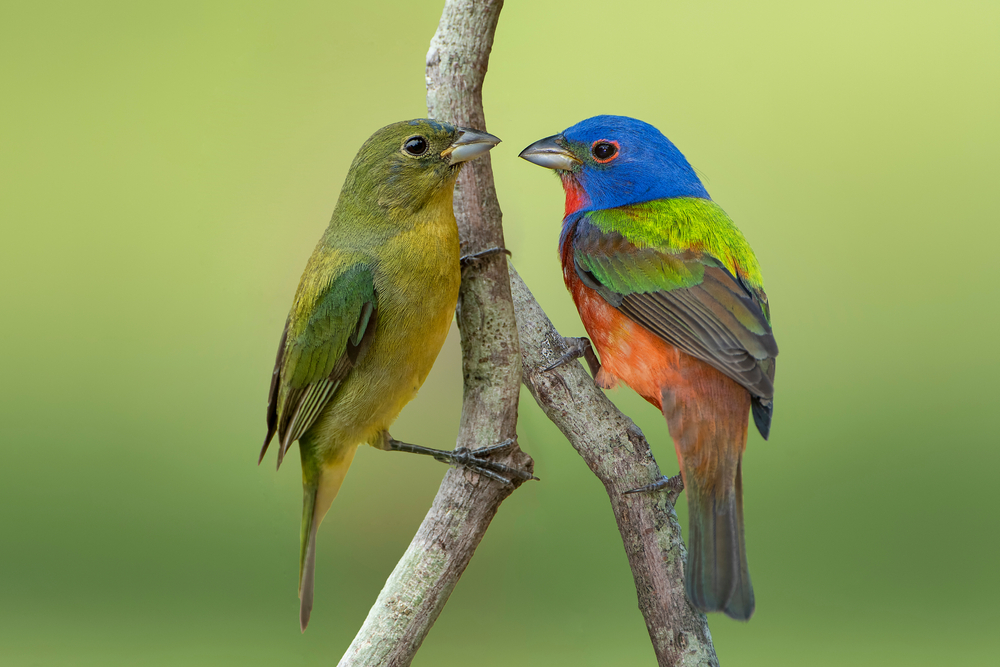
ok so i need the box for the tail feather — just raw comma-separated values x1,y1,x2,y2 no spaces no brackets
658,358,756,621
723,459,754,620
297,442,358,632
684,480,738,613
684,459,755,621
751,396,772,440
299,484,319,632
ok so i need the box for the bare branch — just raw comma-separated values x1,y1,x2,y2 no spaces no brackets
340,1,720,665
338,1,530,666
509,266,719,667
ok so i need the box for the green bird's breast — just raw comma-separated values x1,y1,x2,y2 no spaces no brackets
307,191,461,455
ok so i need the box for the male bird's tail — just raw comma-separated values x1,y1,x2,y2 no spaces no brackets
682,458,754,620
298,440,358,632
661,367,755,621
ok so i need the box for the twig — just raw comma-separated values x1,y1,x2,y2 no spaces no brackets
338,1,529,666
509,266,719,667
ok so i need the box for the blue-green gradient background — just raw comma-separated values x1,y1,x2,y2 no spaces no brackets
2,1,998,664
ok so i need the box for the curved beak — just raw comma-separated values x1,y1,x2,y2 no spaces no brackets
442,127,501,165
518,134,581,171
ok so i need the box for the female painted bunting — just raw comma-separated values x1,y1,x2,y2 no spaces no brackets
260,119,527,631
520,116,777,620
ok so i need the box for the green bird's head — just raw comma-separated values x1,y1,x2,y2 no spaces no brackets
339,119,500,216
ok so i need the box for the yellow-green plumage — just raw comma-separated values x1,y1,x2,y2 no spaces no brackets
260,119,499,631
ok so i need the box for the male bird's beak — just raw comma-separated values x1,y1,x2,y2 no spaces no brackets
518,135,582,171
443,128,501,165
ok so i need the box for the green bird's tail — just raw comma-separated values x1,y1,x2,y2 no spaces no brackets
298,439,358,632
683,457,755,621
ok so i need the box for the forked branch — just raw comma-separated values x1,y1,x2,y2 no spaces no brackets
339,1,719,665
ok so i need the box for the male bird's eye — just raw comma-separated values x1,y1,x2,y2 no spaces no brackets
591,140,618,162
403,136,428,156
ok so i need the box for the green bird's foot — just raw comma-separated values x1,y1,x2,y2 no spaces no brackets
541,336,602,378
460,246,511,267
623,474,684,502
387,437,538,485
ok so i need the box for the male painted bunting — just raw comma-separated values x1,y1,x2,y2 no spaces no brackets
260,119,527,631
520,116,777,620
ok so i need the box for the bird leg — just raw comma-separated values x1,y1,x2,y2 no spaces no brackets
541,336,602,378
623,474,684,503
385,436,538,485
460,246,511,267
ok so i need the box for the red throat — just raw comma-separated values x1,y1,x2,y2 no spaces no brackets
560,174,589,217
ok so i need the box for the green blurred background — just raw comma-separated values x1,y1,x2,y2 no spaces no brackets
2,0,998,664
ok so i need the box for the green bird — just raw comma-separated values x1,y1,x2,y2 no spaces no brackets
260,119,526,631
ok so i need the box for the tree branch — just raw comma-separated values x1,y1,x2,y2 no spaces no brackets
340,1,721,665
509,267,719,667
338,1,530,666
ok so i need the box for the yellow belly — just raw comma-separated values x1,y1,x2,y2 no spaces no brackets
305,203,461,460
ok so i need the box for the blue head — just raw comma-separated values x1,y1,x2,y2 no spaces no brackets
519,115,709,216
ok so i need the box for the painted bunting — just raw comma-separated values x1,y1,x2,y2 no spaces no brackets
260,119,528,631
520,116,777,620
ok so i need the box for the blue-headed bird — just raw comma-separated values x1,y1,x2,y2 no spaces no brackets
520,115,778,620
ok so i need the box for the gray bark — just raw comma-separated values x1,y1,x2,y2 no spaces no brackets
338,1,530,666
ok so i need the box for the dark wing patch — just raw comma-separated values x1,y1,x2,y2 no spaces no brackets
751,397,773,440
260,265,378,466
260,321,290,464
573,227,778,439
274,301,377,466
615,270,776,400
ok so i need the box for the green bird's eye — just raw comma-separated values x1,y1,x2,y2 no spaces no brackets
591,140,619,162
403,136,428,156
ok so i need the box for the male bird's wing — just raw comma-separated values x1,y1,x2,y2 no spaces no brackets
261,263,378,466
571,216,778,438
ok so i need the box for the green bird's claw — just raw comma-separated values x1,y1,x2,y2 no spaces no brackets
460,246,511,267
388,436,537,485
468,438,518,457
452,441,539,484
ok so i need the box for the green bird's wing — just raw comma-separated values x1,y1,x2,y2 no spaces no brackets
572,199,778,437
261,262,378,466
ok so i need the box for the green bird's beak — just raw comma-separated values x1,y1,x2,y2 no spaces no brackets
518,134,582,171
443,128,501,165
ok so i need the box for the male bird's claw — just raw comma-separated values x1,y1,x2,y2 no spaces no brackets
541,336,602,378
388,436,537,485
460,246,511,267
624,473,684,495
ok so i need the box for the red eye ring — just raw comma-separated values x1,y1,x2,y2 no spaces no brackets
591,139,619,163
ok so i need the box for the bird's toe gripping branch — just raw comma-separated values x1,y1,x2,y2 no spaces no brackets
624,473,685,503
541,336,602,379
459,246,511,268
387,436,538,485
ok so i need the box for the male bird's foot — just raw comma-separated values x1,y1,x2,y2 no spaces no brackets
388,437,538,485
460,246,511,267
624,473,684,495
542,336,602,378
